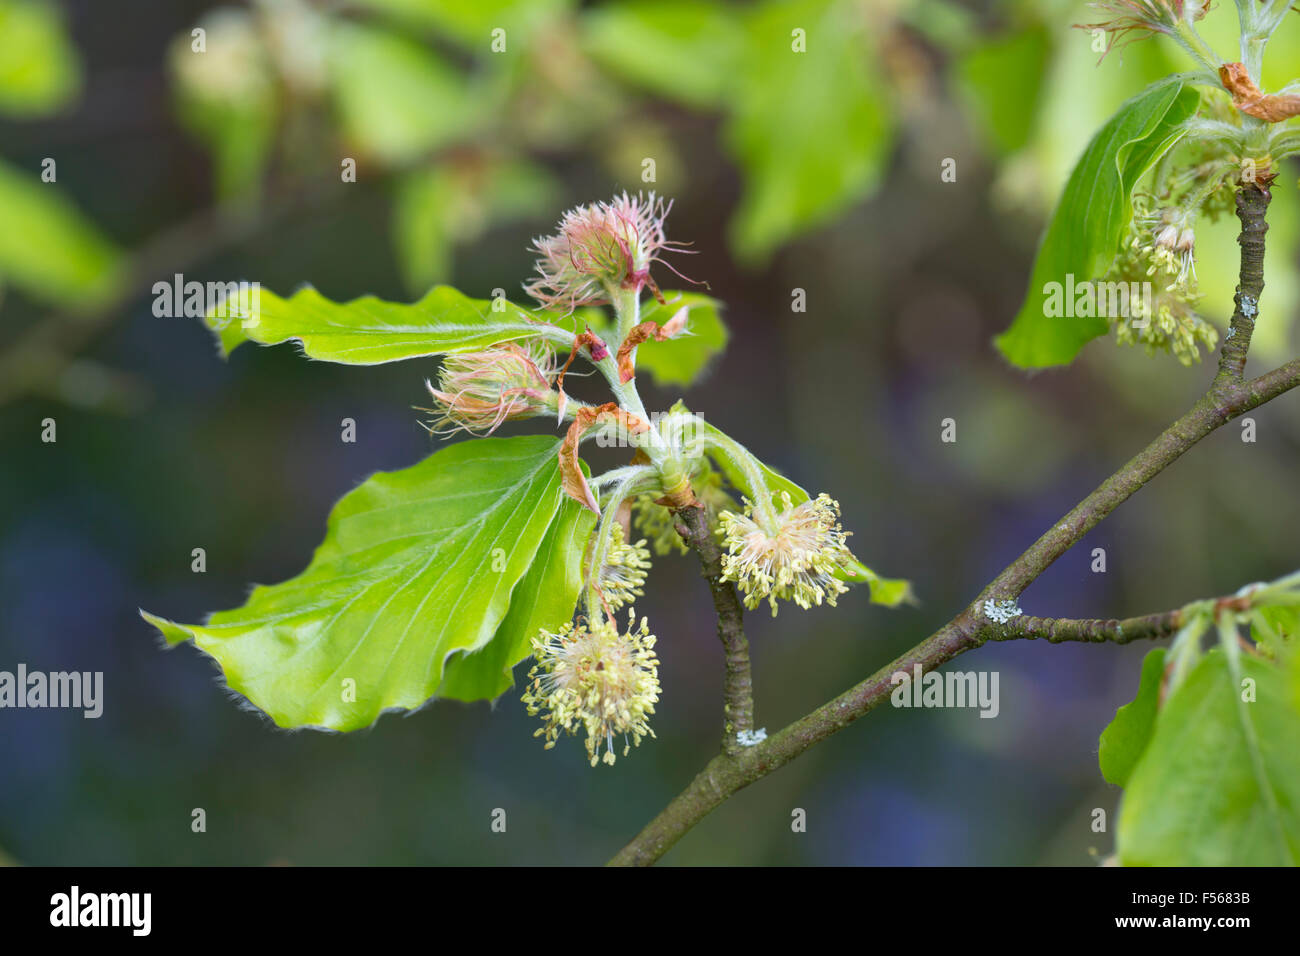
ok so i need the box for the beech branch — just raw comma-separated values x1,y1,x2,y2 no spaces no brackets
609,181,1299,867
673,500,755,755
1214,175,1272,384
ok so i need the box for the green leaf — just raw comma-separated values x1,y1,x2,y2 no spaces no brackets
701,422,912,607
0,159,122,308
1099,648,1166,787
897,0,978,54
582,0,743,109
0,0,80,116
328,21,481,165
725,0,892,264
392,168,458,294
1252,605,1300,660
954,24,1050,157
168,11,277,205
635,293,729,386
392,158,558,295
207,284,573,364
440,488,595,701
142,436,572,730
344,0,571,51
995,77,1199,368
1117,649,1300,865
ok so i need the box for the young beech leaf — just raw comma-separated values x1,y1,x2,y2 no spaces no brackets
996,77,1199,368
1117,649,1300,865
1098,647,1166,787
699,421,913,607
205,284,573,364
142,436,572,731
439,492,596,702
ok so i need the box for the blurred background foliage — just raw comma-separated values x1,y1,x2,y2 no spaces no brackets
1,0,1297,864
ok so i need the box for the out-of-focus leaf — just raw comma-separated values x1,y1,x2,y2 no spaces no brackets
955,24,1050,156
1117,649,1300,865
0,159,122,308
205,283,575,363
393,168,458,294
344,0,572,50
996,77,1198,368
142,436,570,729
481,158,559,220
0,0,79,116
1098,647,1166,787
328,21,480,165
168,9,277,203
725,0,892,264
898,0,978,53
583,0,742,109
392,158,558,294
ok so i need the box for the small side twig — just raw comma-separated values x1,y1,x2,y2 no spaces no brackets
673,501,754,755
986,609,1185,645
1214,175,1273,385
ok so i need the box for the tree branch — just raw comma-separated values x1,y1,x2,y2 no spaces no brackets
673,501,754,755
987,610,1185,644
1214,174,1272,384
609,187,1300,867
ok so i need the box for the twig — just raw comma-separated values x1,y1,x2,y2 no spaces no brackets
1214,175,1272,384
986,610,1184,644
673,501,754,754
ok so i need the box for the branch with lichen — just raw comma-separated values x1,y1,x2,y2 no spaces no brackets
1214,172,1272,383
671,496,755,754
608,175,1300,866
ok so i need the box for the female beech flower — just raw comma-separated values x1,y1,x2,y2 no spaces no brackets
718,492,857,617
1080,0,1207,53
424,341,557,436
597,524,652,610
524,191,686,310
520,611,660,767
